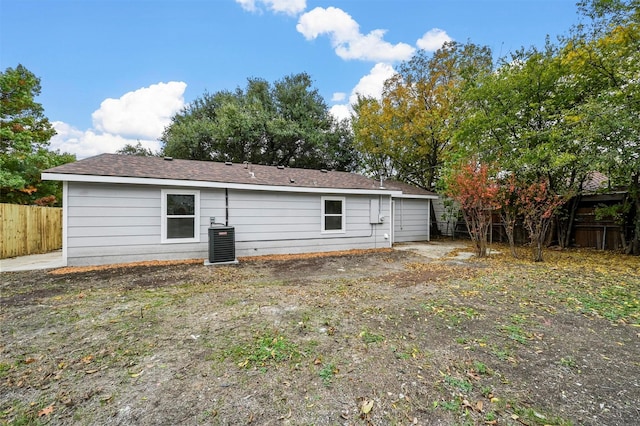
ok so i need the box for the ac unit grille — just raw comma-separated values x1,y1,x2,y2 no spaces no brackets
208,226,236,264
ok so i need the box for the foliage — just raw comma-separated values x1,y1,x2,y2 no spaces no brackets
224,330,304,371
518,178,566,262
443,161,498,257
318,362,338,386
116,141,156,156
494,174,521,258
161,73,358,171
563,0,640,253
450,2,640,254
352,42,492,189
454,41,597,253
458,43,591,194
0,64,75,205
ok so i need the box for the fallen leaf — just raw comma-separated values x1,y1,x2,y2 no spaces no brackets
25,357,37,364
81,355,93,364
38,404,54,417
361,399,374,414
278,409,292,420
129,370,144,378
476,400,484,412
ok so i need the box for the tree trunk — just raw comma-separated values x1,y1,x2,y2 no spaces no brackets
532,240,544,262
630,173,640,255
565,195,580,248
501,212,518,258
557,195,580,249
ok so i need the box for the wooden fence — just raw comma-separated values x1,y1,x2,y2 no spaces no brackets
0,204,62,259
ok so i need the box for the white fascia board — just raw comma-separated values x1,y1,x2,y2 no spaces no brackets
41,172,403,196
392,193,439,200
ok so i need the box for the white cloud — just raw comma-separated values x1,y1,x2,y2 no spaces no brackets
50,81,186,159
331,92,346,102
50,122,162,159
416,28,453,51
329,104,351,122
349,62,396,104
297,7,414,62
92,81,186,140
235,0,257,12
328,63,396,121
235,0,306,16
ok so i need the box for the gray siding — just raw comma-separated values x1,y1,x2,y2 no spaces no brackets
228,190,391,257
393,198,430,243
65,182,392,266
66,183,216,266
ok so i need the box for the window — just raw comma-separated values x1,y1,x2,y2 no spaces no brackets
161,189,200,243
321,196,345,233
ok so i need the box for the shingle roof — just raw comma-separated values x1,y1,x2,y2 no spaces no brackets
582,171,609,192
44,154,437,197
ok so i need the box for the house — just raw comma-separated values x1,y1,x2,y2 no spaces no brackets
42,154,437,267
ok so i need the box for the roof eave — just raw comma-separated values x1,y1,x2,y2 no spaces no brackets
392,193,438,200
41,172,403,196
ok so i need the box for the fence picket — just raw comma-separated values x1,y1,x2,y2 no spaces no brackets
0,204,62,258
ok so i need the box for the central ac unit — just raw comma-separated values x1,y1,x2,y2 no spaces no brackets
206,226,238,265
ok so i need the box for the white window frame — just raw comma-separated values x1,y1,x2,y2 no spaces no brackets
161,189,200,243
321,196,346,234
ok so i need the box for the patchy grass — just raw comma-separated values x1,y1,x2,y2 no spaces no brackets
1,244,638,425
222,330,306,371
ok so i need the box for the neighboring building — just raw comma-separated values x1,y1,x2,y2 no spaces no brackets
43,154,437,266
572,171,629,250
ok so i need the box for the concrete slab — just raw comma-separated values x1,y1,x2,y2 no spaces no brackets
394,241,500,260
393,240,471,259
0,251,65,272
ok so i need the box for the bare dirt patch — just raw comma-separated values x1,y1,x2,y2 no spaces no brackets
1,244,639,425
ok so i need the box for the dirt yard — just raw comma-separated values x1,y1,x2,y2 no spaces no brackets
1,242,639,425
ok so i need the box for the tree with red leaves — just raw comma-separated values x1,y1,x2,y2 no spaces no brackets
518,178,566,262
444,161,498,257
495,174,520,258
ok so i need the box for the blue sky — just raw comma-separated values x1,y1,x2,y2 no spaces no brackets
1,0,582,158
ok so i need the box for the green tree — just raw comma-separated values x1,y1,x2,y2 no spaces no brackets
564,0,640,254
352,42,493,189
456,43,590,249
0,64,74,205
116,141,156,156
161,73,358,171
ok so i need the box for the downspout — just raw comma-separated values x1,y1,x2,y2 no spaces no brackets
225,188,229,226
